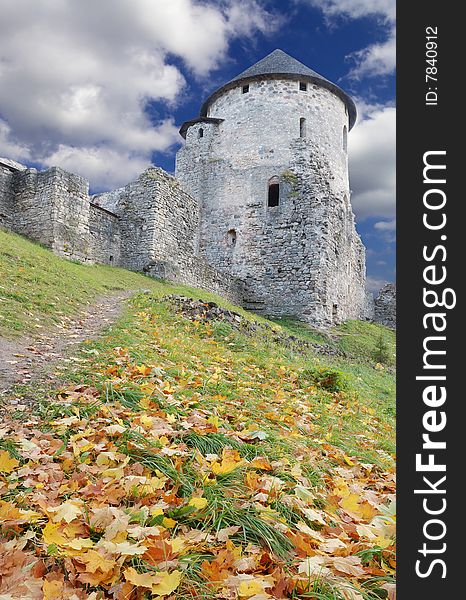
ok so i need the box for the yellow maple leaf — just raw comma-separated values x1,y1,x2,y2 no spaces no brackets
188,497,208,510
151,570,182,596
43,579,63,599
137,364,152,376
340,494,377,521
79,549,116,574
0,450,19,473
168,537,186,553
66,538,95,551
238,579,266,597
124,566,161,589
140,415,154,429
162,517,177,529
124,568,182,596
49,501,82,523
0,500,22,520
211,448,245,475
42,521,68,546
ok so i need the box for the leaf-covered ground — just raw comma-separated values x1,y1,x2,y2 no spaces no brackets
0,287,395,600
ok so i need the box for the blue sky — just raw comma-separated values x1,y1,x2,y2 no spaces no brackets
0,0,395,290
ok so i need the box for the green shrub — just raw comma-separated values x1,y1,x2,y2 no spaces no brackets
301,366,349,392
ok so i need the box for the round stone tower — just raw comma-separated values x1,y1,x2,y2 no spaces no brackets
176,49,367,326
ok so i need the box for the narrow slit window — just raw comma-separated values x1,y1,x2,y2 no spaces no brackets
267,177,280,207
300,117,306,138
227,229,237,246
342,125,348,152
198,128,204,138
242,84,249,94
299,81,307,91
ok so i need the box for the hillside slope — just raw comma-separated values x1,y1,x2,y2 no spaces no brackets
0,230,395,599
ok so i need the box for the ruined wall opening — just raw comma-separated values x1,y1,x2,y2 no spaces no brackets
267,177,280,207
332,304,338,321
227,229,237,246
300,117,307,138
343,126,348,152
198,128,204,139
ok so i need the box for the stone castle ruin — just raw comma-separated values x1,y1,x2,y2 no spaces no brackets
0,49,388,327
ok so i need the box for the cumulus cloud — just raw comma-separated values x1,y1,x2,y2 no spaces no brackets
0,0,278,188
374,219,396,231
304,0,395,22
299,0,395,78
348,31,395,79
349,103,395,220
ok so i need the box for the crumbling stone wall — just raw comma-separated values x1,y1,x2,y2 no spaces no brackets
89,204,121,266
374,283,396,329
93,167,245,304
0,161,20,228
1,163,91,261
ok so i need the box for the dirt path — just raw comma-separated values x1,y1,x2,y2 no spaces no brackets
0,291,135,396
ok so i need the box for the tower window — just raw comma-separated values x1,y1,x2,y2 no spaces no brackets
227,229,237,246
267,177,280,207
299,81,307,91
198,128,204,138
300,117,306,138
242,84,249,94
342,125,348,152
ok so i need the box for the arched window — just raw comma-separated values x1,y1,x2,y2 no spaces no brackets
227,229,237,246
267,176,280,207
300,117,306,138
342,126,347,152
198,128,204,139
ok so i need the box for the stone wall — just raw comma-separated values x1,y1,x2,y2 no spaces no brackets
94,167,245,304
48,168,90,262
374,283,396,329
1,164,91,261
89,204,121,266
0,162,18,229
9,169,56,249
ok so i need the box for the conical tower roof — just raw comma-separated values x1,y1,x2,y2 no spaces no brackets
200,49,357,129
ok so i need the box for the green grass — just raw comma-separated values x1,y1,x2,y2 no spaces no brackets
0,229,264,337
1,228,395,466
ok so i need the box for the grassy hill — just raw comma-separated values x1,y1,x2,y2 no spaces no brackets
0,229,395,599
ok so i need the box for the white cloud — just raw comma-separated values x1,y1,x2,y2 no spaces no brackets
304,0,395,22
349,103,395,220
0,0,278,188
348,31,395,79
0,120,31,163
300,0,395,78
43,146,153,192
374,219,396,231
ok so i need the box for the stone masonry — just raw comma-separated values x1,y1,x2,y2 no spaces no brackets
0,49,390,327
374,284,396,329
